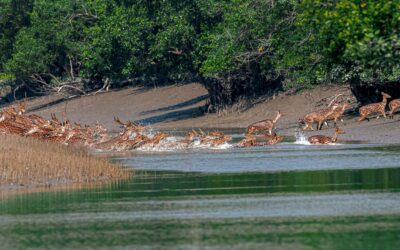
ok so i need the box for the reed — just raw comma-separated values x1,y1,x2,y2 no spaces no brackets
0,134,130,190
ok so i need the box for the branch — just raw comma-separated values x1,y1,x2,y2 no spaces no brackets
55,84,87,96
69,56,75,80
328,94,344,107
93,78,111,95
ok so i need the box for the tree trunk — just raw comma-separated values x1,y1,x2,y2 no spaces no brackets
350,79,400,105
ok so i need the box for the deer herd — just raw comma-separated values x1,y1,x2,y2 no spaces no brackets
242,91,399,145
0,91,399,150
0,103,235,151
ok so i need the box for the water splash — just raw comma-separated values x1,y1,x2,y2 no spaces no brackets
190,139,233,150
136,136,186,152
136,136,234,152
294,129,310,145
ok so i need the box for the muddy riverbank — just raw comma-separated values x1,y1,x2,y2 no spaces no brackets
4,83,400,144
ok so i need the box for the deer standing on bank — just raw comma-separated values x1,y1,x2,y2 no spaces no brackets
388,98,400,119
300,104,339,131
358,92,391,122
323,102,350,128
247,111,283,135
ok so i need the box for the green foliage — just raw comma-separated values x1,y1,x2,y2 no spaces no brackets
196,0,294,78
297,0,400,84
0,0,33,72
81,2,151,80
4,0,89,83
0,0,399,105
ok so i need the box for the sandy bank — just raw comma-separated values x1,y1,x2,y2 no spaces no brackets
8,83,400,144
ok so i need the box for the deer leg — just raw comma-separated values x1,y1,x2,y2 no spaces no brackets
303,124,312,131
317,121,322,130
382,110,387,118
358,116,366,122
268,129,272,135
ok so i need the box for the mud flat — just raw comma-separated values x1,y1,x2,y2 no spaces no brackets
7,83,400,144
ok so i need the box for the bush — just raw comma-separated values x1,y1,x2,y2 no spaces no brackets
0,0,399,107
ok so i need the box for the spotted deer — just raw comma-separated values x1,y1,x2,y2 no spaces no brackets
264,133,284,145
388,98,400,119
323,102,350,128
17,102,26,115
199,130,231,147
237,134,257,147
247,111,283,135
150,132,170,144
300,104,339,131
114,116,146,133
308,127,345,144
358,92,391,122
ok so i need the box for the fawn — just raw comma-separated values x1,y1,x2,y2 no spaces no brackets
308,127,345,144
358,92,391,122
247,111,283,135
300,104,339,131
388,98,400,119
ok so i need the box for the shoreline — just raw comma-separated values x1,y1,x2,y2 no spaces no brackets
6,83,398,145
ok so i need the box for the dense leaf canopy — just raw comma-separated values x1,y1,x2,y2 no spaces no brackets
0,0,399,107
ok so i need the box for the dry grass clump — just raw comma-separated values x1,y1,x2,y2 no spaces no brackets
0,134,129,190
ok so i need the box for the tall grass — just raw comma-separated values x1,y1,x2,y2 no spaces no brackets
0,134,129,190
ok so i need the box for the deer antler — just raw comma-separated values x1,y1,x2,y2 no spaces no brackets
114,116,127,126
198,128,206,136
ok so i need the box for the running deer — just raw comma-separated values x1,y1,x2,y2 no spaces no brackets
308,127,345,144
247,111,283,135
388,98,400,119
114,116,146,133
300,104,340,131
181,130,199,144
264,132,284,145
237,134,257,147
324,102,350,128
199,130,231,147
150,132,170,144
358,92,391,122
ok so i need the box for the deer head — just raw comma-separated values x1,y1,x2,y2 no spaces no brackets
209,130,224,137
335,127,345,135
340,102,350,111
273,110,283,123
18,102,26,115
0,112,6,122
114,116,127,127
381,92,391,99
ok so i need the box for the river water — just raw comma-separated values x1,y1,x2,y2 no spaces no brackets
1,134,400,249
